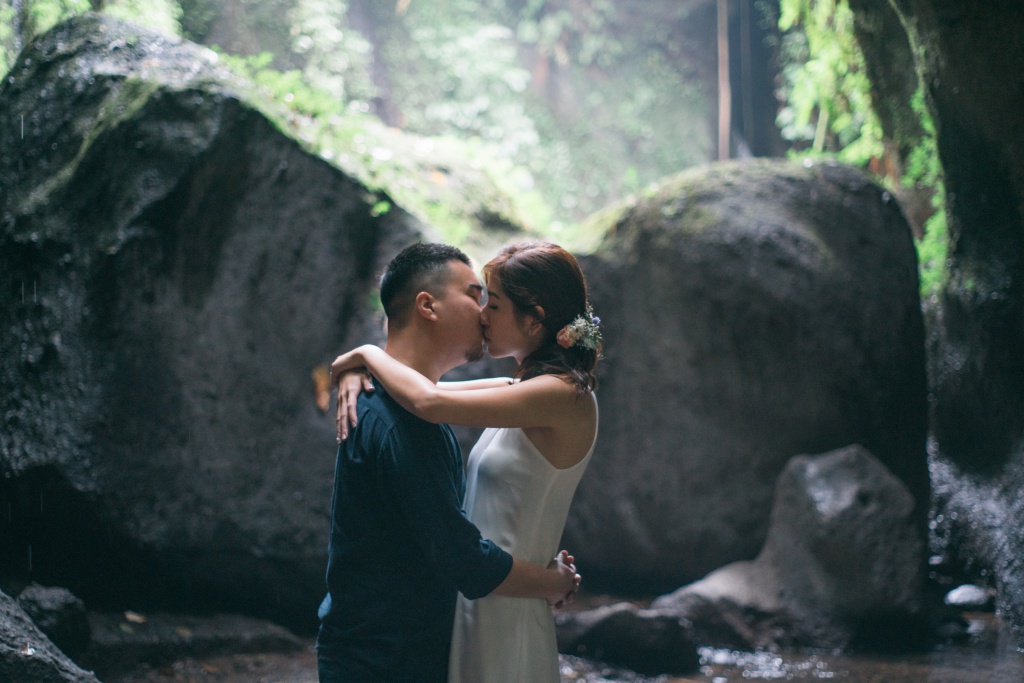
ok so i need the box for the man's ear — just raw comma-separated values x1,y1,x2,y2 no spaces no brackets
414,291,439,321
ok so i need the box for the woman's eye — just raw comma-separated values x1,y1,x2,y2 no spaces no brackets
488,304,498,310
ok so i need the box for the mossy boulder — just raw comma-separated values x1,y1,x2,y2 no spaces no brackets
0,13,429,630
567,159,928,592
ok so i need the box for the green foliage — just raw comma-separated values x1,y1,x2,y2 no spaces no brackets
381,15,536,150
776,0,882,163
21,0,91,37
514,0,620,68
0,0,182,75
3,0,714,252
905,88,947,297
102,0,182,36
776,0,947,297
289,0,375,106
217,50,342,118
0,3,14,76
217,48,538,249
1,0,90,75
210,1,536,248
916,207,948,299
178,0,220,41
378,0,709,247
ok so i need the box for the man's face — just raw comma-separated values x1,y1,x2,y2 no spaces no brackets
434,260,486,363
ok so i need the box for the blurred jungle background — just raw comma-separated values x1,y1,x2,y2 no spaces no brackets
0,0,945,293
10,2,1024,680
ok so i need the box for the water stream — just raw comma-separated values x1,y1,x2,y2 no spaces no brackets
561,613,1024,683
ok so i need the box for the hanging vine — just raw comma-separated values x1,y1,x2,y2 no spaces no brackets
776,0,946,296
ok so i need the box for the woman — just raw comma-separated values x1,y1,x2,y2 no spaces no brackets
330,241,600,683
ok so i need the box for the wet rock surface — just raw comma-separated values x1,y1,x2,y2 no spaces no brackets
555,601,699,676
16,583,92,659
0,587,100,683
648,445,925,650
569,159,929,592
860,1,1024,641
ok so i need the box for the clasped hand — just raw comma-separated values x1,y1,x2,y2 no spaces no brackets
547,550,581,609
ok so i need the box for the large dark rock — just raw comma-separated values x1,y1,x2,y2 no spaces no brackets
650,445,925,650
877,1,1024,643
0,588,100,683
568,159,928,592
0,14,426,631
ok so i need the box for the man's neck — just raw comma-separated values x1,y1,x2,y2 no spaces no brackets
384,331,447,384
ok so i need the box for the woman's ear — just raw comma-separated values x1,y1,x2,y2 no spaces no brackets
529,305,546,335
415,291,438,321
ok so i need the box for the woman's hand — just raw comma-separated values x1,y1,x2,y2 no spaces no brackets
546,550,581,608
330,345,374,378
333,363,374,442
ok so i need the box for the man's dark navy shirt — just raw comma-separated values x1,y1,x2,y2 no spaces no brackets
317,380,513,682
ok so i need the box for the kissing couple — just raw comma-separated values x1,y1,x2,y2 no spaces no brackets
318,241,601,683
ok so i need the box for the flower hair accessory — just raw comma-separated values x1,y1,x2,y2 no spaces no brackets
556,305,602,350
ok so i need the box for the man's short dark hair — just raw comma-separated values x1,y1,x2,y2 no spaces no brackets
380,243,471,327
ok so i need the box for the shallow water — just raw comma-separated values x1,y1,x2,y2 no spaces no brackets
104,613,1023,682
562,613,1024,683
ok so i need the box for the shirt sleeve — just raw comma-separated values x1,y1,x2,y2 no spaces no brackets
379,424,513,600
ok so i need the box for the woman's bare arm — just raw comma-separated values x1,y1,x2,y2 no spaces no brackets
438,377,515,391
332,370,510,440
331,345,576,429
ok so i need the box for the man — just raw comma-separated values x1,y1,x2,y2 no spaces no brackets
317,243,578,682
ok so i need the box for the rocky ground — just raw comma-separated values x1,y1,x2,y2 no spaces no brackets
86,593,690,683
101,646,319,683
99,613,1024,683
99,647,695,683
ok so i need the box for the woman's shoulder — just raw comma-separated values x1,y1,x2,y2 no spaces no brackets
519,372,580,394
520,375,597,419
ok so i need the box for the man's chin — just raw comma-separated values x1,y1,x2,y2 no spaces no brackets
465,345,485,363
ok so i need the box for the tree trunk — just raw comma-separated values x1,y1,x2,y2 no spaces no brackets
717,0,731,159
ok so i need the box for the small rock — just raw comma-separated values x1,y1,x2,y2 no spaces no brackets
944,584,994,610
648,445,926,651
556,602,699,676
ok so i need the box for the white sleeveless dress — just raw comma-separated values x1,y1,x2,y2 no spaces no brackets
448,396,598,683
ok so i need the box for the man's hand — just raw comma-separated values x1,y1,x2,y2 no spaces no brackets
546,550,581,608
334,369,374,442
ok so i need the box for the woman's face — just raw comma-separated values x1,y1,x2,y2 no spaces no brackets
480,277,543,363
